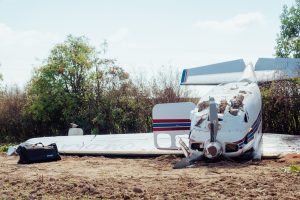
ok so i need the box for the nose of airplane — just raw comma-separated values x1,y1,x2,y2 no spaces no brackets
204,142,222,159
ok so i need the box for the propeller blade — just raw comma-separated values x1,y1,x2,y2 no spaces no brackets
173,157,193,169
173,152,203,169
209,97,218,142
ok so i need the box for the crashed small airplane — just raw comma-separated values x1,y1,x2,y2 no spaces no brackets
11,58,300,167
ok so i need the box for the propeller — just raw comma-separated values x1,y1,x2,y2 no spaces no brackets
173,136,203,169
174,97,220,169
208,97,218,143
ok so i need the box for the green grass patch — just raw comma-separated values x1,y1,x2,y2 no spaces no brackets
0,143,15,152
289,164,300,173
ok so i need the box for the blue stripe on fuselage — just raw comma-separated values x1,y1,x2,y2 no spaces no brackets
238,110,262,147
153,123,191,128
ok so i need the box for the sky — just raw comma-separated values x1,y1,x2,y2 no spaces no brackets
0,0,295,86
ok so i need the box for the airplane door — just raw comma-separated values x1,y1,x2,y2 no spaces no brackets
152,102,195,150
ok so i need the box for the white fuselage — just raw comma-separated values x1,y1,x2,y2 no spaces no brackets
189,81,263,158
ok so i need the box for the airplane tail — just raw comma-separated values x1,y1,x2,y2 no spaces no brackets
238,63,257,83
180,58,300,85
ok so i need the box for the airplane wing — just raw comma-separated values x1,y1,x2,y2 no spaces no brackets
24,133,187,156
261,133,300,158
24,102,196,155
255,58,300,82
21,133,300,158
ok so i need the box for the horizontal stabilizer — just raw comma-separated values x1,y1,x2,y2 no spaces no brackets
255,58,300,82
180,59,246,85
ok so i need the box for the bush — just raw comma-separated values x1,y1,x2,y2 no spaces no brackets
0,86,27,143
260,79,300,135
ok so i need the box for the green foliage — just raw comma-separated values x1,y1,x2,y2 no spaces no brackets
275,0,300,57
25,35,98,135
23,35,180,137
289,164,300,173
0,144,15,152
269,0,300,135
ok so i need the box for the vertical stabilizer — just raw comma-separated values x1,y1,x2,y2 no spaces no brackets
239,63,257,83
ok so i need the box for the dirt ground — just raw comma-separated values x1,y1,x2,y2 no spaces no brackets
0,153,300,200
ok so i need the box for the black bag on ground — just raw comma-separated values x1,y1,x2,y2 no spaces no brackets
16,143,61,164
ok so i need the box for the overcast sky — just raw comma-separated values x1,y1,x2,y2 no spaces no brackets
0,0,295,86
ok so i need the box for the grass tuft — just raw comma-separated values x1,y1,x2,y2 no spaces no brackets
289,164,300,173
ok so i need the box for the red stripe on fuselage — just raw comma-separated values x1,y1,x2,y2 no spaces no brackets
153,127,190,131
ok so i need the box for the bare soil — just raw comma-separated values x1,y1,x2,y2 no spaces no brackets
0,153,300,200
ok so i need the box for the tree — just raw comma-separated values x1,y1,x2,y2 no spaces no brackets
264,0,300,135
24,34,194,137
0,62,3,83
275,0,300,58
26,35,101,135
0,86,27,142
150,67,193,104
25,35,142,135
